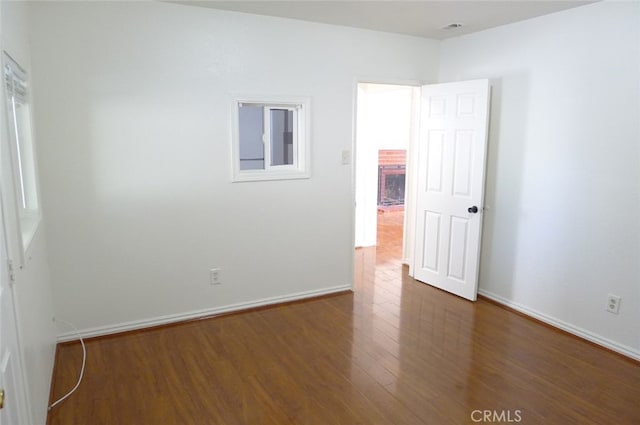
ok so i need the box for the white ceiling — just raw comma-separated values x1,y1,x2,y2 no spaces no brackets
171,0,596,39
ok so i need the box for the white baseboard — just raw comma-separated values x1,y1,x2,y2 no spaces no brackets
57,285,352,342
478,289,640,361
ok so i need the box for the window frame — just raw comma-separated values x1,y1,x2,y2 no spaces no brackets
3,51,41,260
231,96,310,182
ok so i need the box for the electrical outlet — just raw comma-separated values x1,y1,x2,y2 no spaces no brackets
210,268,222,285
606,294,621,314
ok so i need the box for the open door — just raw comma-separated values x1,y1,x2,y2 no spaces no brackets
412,79,490,301
0,199,28,425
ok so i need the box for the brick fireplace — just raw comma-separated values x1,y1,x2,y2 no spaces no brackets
378,150,406,211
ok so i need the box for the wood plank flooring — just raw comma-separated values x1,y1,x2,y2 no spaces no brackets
47,211,640,424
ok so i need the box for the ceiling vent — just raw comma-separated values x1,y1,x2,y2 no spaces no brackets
442,23,464,30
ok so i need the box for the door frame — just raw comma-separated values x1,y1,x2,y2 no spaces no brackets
0,185,30,425
352,78,491,289
352,77,423,267
0,32,32,425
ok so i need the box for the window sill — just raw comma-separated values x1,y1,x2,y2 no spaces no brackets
20,214,41,255
232,170,310,183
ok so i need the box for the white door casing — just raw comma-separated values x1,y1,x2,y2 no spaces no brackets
412,79,490,301
0,204,26,425
0,45,30,425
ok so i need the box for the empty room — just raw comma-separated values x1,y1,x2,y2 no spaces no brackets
0,1,638,424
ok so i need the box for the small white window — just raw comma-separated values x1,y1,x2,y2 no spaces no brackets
4,52,40,255
232,96,310,182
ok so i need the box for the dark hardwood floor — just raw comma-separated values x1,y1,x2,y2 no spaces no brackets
48,211,640,424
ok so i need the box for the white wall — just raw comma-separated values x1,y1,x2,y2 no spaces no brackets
29,1,439,336
0,1,57,424
360,84,415,150
439,1,640,357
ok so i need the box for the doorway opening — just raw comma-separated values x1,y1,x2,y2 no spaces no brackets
354,83,420,266
355,79,490,301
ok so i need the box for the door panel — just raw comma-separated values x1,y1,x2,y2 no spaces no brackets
426,131,444,192
413,79,490,301
0,350,20,425
452,131,473,197
447,216,469,281
422,211,441,271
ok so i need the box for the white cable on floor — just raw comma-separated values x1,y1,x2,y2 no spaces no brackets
48,318,86,411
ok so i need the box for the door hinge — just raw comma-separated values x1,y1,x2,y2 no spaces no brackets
7,259,16,283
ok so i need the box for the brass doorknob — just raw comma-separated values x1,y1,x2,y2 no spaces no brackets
0,388,5,409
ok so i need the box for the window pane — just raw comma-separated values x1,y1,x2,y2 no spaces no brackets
270,109,294,166
4,52,42,255
7,91,37,213
16,102,37,211
12,100,28,209
238,104,264,170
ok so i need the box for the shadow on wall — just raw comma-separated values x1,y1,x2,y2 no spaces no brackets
478,73,530,300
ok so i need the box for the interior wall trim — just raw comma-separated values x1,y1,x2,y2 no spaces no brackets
56,285,352,342
478,289,640,362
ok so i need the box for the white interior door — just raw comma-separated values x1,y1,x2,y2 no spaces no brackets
412,79,490,301
0,199,26,425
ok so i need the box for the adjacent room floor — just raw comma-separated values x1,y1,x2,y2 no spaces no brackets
47,211,640,424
